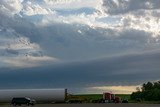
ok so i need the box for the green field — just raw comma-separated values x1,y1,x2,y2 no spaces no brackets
68,94,131,102
116,94,131,101
74,94,103,100
71,94,160,104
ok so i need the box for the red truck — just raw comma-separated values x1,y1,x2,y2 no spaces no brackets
103,92,121,103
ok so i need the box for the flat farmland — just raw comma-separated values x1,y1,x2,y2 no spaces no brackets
1,104,160,107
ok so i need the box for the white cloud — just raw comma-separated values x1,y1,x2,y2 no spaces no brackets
43,0,100,9
2,56,57,68
22,1,52,16
0,0,22,15
94,0,160,39
0,27,58,68
44,0,80,4
122,11,160,37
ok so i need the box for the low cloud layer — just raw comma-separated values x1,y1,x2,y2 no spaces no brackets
0,51,160,92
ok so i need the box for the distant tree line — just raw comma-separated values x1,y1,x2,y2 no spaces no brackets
131,81,160,101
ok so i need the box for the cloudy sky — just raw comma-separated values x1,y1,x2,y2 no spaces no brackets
0,0,160,94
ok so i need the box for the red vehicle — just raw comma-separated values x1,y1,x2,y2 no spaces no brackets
103,92,121,103
103,92,111,101
115,96,121,103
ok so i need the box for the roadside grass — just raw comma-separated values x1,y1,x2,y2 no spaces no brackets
74,94,131,100
68,94,132,102
74,94,102,100
116,94,131,100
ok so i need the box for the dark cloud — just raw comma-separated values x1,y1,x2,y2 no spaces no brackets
0,13,40,42
0,11,159,61
0,0,159,61
0,51,160,90
102,0,160,15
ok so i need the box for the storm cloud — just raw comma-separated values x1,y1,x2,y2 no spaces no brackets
0,0,160,93
0,51,160,92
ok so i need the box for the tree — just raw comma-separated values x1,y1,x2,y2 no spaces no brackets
131,81,160,101
153,81,160,89
142,82,153,91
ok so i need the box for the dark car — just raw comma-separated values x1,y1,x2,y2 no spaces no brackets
11,97,36,106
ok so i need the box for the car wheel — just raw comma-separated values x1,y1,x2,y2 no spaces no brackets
27,103,30,106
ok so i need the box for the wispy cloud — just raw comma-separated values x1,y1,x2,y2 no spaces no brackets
0,26,58,68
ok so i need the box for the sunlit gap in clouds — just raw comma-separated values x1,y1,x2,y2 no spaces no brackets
90,86,139,94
